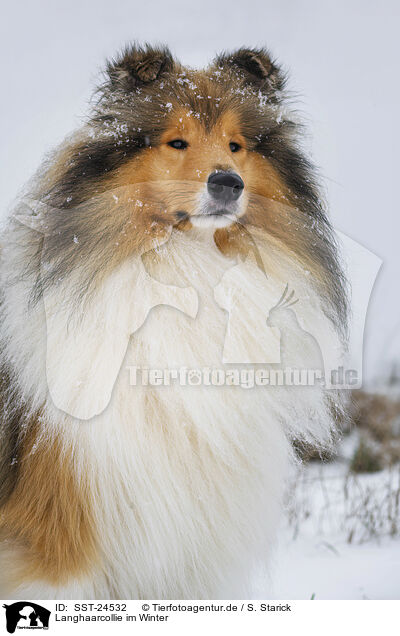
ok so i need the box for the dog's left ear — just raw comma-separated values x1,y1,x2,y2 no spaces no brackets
106,44,176,90
214,48,286,94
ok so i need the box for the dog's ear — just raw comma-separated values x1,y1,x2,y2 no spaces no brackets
106,44,175,90
214,48,286,95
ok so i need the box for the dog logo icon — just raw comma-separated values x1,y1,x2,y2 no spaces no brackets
16,203,198,420
3,602,50,633
14,192,383,410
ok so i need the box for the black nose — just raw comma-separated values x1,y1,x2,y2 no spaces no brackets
207,171,244,202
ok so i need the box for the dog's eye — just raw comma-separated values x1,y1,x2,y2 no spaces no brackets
167,139,188,150
229,142,241,153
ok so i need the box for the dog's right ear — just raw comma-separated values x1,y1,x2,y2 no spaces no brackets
106,44,175,90
214,48,286,96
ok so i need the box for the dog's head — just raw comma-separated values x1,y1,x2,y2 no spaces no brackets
94,45,288,231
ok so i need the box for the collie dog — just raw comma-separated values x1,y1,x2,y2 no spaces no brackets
0,45,348,599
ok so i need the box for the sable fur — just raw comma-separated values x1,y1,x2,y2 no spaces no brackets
0,44,348,598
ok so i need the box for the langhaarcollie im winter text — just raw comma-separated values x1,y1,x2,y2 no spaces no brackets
0,44,348,599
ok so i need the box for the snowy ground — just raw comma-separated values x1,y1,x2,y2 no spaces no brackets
267,435,400,599
272,532,400,600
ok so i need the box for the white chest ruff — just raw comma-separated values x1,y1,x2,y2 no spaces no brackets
2,227,341,598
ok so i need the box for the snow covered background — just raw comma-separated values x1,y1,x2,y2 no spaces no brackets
1,0,399,599
269,437,400,600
